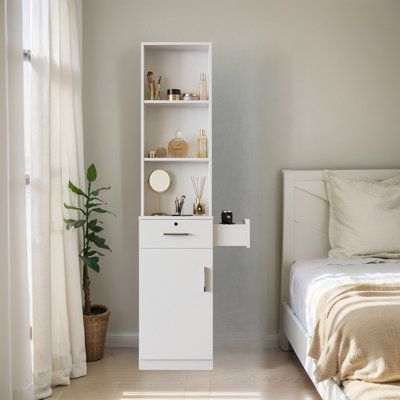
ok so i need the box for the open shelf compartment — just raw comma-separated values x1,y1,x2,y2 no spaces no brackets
213,219,250,248
141,42,212,217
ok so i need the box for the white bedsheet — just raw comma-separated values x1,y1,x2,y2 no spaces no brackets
290,258,400,335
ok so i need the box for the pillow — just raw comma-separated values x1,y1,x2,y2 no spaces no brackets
324,171,400,259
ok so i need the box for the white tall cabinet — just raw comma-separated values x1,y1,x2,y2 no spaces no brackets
139,42,249,370
139,42,213,370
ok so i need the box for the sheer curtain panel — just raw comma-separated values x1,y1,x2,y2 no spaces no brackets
0,0,34,399
31,0,87,398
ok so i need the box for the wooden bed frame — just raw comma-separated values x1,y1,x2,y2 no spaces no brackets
279,169,400,400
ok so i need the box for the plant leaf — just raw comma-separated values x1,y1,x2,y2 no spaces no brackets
91,186,111,196
66,221,82,230
64,203,86,215
86,250,105,257
95,242,111,251
86,232,104,243
89,224,103,233
86,233,112,252
66,220,85,230
87,202,105,208
86,164,97,182
73,220,86,229
64,218,77,230
88,219,97,227
92,208,116,216
90,197,106,203
88,219,104,233
68,181,88,197
80,255,100,273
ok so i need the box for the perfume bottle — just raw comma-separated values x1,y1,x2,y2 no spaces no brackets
199,73,208,100
168,131,188,158
197,129,208,158
155,144,167,158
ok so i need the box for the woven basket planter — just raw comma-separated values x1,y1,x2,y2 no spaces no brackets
83,304,110,362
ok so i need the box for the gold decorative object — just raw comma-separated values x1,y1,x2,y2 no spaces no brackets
168,131,188,158
197,129,207,158
148,169,171,193
148,169,171,216
146,71,155,100
167,89,181,101
182,92,199,101
155,145,167,158
154,76,162,100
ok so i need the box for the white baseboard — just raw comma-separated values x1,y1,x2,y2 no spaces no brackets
106,332,278,349
263,334,279,349
105,332,138,348
214,334,278,348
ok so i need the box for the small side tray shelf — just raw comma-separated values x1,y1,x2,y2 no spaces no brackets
213,219,250,248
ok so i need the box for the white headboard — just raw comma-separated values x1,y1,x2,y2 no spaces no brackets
280,169,400,303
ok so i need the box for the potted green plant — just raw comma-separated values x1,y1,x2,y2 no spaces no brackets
64,164,114,362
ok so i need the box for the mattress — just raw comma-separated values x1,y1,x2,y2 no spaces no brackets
290,258,400,335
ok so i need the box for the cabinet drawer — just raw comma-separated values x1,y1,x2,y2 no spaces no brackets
139,219,213,248
213,219,250,248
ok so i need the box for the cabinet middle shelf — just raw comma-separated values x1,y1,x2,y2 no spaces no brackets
144,100,210,107
144,158,209,162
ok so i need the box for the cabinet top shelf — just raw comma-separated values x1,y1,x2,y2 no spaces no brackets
142,42,211,51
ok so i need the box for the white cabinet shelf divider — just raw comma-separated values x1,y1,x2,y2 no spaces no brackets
144,158,209,162
144,100,209,107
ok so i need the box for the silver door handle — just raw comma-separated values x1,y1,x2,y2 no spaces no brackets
203,267,211,292
163,232,190,236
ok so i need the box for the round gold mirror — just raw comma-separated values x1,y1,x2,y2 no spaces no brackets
148,169,171,193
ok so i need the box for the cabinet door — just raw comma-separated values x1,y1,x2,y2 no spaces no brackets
139,248,213,360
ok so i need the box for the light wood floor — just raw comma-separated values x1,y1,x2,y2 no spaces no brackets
51,347,320,400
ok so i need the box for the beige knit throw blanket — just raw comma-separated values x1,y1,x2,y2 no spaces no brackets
343,380,400,400
309,283,400,386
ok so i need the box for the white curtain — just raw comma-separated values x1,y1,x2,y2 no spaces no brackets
0,1,33,400
30,0,87,398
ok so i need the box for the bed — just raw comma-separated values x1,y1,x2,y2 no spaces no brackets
279,169,400,400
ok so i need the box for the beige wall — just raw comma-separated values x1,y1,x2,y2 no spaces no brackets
82,0,400,346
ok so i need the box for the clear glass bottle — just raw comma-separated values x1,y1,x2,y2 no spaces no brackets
168,131,188,158
155,144,167,158
197,129,208,158
199,73,208,100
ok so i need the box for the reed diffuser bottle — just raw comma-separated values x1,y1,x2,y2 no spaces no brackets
191,176,206,215
197,129,208,158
